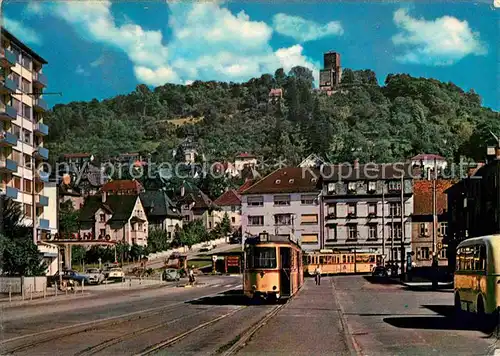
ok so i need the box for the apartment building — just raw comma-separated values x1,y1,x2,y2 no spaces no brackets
240,167,321,251
411,179,453,267
319,162,414,262
0,28,51,242
213,189,242,232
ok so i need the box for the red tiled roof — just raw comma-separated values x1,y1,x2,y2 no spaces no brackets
269,88,283,97
413,179,454,216
241,167,320,195
63,153,92,158
236,152,256,158
411,154,446,161
237,179,255,193
213,189,241,206
101,180,143,193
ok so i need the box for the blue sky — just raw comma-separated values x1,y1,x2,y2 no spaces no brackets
4,1,499,110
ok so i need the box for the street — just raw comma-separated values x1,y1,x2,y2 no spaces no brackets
0,275,497,355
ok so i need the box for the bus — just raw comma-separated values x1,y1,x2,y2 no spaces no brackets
303,250,383,275
243,233,303,301
454,235,500,322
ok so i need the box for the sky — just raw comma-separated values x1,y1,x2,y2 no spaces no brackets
3,0,499,110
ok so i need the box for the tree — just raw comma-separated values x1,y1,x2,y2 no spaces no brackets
179,220,207,249
147,229,170,253
220,212,232,237
0,197,46,276
59,200,79,233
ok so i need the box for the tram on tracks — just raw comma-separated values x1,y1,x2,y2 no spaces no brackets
303,249,383,275
243,232,304,301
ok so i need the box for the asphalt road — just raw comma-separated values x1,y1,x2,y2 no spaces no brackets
1,275,497,356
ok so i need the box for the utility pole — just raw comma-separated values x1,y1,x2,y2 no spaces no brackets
400,174,405,279
381,189,385,262
432,158,437,255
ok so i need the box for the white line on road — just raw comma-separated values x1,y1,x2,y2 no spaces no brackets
212,284,220,288
224,284,234,288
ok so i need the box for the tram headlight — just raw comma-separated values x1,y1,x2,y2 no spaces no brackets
252,284,257,290
273,286,277,290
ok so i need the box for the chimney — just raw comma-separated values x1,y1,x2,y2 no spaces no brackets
354,159,359,169
102,191,107,203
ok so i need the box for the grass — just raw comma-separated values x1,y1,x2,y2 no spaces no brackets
187,259,212,269
169,116,203,126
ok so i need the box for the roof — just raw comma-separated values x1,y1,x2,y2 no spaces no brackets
269,88,283,97
241,167,320,195
102,180,143,193
213,189,241,207
413,180,454,216
79,195,139,226
140,190,181,218
237,180,255,193
63,153,92,159
2,28,48,64
176,181,214,209
236,152,256,159
411,154,446,161
320,163,414,182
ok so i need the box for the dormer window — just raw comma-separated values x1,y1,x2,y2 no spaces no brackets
348,182,356,191
368,181,376,192
275,179,281,184
311,178,317,183
327,183,335,194
289,178,294,184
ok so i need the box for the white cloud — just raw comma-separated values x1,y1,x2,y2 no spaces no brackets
272,13,343,42
75,64,90,76
3,17,42,45
392,8,487,66
35,0,319,86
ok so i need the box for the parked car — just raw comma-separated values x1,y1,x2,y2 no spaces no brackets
163,268,181,282
48,270,90,286
200,243,214,252
85,268,105,284
107,267,125,282
372,266,389,278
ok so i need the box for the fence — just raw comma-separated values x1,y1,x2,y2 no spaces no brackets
0,276,47,294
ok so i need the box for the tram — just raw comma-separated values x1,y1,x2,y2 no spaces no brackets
303,249,383,275
243,232,304,301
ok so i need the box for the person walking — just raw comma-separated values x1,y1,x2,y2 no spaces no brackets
314,265,321,285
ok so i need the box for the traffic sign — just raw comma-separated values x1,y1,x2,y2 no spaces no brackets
212,255,218,262
437,242,443,250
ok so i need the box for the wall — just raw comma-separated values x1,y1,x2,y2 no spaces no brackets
0,276,48,294
43,182,58,235
241,192,320,251
212,206,241,230
411,222,448,267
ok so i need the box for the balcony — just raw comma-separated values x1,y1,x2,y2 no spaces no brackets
0,158,18,173
0,184,18,199
33,98,48,112
0,49,16,68
0,131,18,147
35,170,50,183
36,194,49,207
0,78,16,94
37,218,50,230
34,122,49,136
326,213,336,219
0,104,17,121
33,72,48,87
34,146,49,160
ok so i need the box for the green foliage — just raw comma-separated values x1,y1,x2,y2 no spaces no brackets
179,220,208,248
59,200,79,233
45,68,498,166
72,245,86,266
147,229,170,253
0,197,46,276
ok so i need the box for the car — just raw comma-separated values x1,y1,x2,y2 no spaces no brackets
61,270,90,286
85,268,105,284
107,267,125,281
372,266,389,278
199,243,214,252
163,268,181,282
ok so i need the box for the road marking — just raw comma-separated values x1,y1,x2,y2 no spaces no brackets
0,285,238,346
224,284,234,288
212,284,220,288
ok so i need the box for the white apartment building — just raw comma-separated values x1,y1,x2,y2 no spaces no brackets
0,28,51,241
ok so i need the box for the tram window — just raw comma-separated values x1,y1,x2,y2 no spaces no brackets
343,255,346,263
246,247,277,268
320,256,326,265
369,255,375,263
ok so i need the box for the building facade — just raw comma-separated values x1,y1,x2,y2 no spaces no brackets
213,189,242,232
411,179,453,267
241,167,321,251
234,153,257,171
140,189,182,241
319,51,342,91
319,163,413,263
0,28,52,242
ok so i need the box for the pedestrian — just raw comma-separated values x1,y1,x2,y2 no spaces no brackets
189,265,195,285
314,265,321,285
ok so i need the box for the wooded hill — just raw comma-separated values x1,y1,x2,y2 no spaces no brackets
45,66,499,166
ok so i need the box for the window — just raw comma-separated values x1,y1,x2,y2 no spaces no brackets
302,234,318,244
11,45,21,63
22,103,31,120
419,223,428,236
231,205,236,212
11,98,21,113
100,229,106,237
21,78,30,93
368,224,377,240
348,182,356,191
274,214,291,225
347,203,357,217
23,178,32,193
24,203,32,218
301,195,315,205
99,214,106,222
388,180,402,191
389,223,402,239
22,129,31,145
439,248,447,259
347,224,358,240
183,215,190,222
417,247,430,260
327,203,336,218
327,182,336,194
11,150,21,165
22,55,32,70
368,203,377,216
273,195,290,206
10,72,20,88
11,125,21,142
327,225,337,241
231,217,235,223
248,216,264,226
439,222,448,236
389,202,401,217
245,246,276,269
209,222,212,229
23,154,31,168
247,196,263,207
301,214,318,225
368,181,376,191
